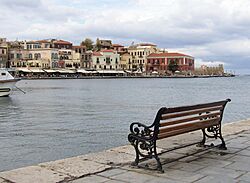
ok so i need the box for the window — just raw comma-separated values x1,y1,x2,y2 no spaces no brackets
115,58,118,64
110,65,112,69
97,57,99,64
29,54,32,59
106,57,110,64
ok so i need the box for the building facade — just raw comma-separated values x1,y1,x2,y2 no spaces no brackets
91,50,120,70
127,43,158,72
120,53,133,70
0,38,8,68
146,52,195,74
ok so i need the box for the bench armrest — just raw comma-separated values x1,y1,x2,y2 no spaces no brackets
129,122,154,140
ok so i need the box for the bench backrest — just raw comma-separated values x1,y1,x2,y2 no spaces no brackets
152,99,231,140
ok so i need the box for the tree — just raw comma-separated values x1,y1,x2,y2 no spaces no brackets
168,59,179,74
95,38,102,51
81,38,94,50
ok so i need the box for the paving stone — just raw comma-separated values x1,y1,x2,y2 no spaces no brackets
227,137,250,144
237,172,250,182
227,142,249,149
187,157,232,168
178,155,200,163
220,147,243,154
228,154,250,163
197,166,245,178
160,152,186,162
225,161,250,171
70,175,110,183
194,175,236,183
0,178,8,183
145,177,185,183
168,162,206,172
197,149,235,160
0,166,69,183
159,169,205,182
39,157,111,178
107,145,135,155
108,145,164,155
103,180,126,183
79,150,134,166
111,171,161,183
237,149,250,157
97,168,128,177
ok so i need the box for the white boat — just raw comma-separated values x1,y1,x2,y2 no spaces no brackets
0,69,20,97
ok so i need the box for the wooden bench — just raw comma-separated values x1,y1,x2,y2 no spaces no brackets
128,99,231,172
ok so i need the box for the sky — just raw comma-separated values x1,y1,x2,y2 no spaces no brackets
0,0,250,74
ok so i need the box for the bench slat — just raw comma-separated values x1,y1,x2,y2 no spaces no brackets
159,117,220,134
161,106,223,120
158,119,219,139
160,112,221,127
160,100,229,114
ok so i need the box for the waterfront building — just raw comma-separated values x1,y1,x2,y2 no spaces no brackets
120,53,133,71
23,40,41,50
195,64,224,76
8,41,25,68
95,39,112,50
81,51,92,69
112,44,126,55
52,40,72,49
91,50,120,70
37,40,51,49
0,38,8,68
127,43,158,72
146,52,195,74
71,46,86,69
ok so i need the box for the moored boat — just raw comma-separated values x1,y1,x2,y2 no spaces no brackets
0,69,20,97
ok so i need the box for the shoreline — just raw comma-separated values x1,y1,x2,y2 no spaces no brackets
0,118,249,182
18,75,236,80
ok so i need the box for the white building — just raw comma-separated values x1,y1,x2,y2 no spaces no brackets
92,50,120,70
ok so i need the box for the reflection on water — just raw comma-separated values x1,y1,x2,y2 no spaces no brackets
0,76,250,171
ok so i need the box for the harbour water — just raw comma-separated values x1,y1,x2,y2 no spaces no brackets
0,76,250,171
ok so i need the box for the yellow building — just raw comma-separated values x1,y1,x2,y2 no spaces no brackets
127,43,158,71
120,53,132,70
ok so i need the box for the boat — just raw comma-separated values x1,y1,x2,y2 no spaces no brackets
0,69,20,97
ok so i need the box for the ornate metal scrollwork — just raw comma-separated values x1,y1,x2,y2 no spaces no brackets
128,122,156,165
205,124,220,139
198,111,227,149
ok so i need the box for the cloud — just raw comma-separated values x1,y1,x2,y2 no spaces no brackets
0,0,250,73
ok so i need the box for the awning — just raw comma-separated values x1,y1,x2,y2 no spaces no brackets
29,69,45,73
77,69,91,74
125,70,132,73
57,69,76,74
97,70,125,74
43,69,57,73
133,70,142,74
16,68,32,73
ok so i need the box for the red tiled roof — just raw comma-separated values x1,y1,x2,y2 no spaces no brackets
139,43,157,47
73,45,86,48
37,40,50,43
100,49,114,53
112,44,123,47
147,52,193,58
93,52,103,56
54,40,72,45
